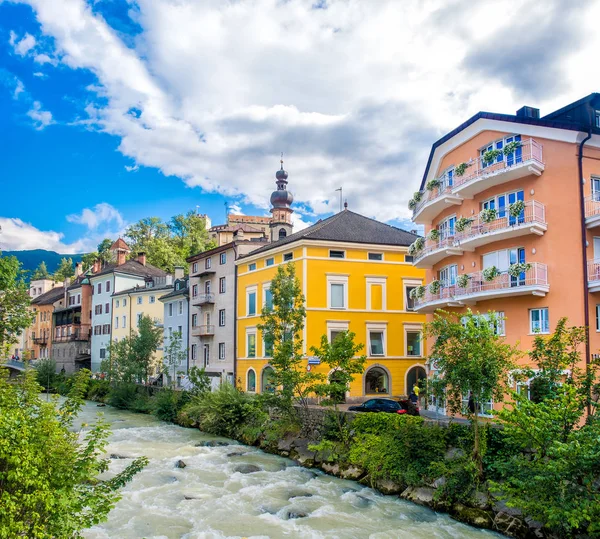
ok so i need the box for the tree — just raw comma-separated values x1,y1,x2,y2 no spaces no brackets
0,367,147,537
35,358,57,390
258,263,322,410
53,257,74,281
0,253,34,353
130,315,163,385
97,238,115,264
81,252,98,272
187,365,211,396
31,261,50,280
163,330,187,387
169,211,214,262
425,309,521,474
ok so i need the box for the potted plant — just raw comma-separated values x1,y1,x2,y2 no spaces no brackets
410,286,426,300
455,217,473,233
456,274,470,288
482,149,502,165
454,162,472,177
408,237,425,256
503,140,522,156
508,262,531,278
413,191,423,203
508,200,525,218
480,208,498,223
427,229,440,241
408,198,417,210
482,266,500,282
429,280,441,295
426,178,441,191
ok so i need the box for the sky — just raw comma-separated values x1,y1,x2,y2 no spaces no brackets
1,0,599,254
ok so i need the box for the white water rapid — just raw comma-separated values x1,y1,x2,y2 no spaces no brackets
75,401,501,539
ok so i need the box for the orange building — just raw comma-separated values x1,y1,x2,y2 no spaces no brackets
409,93,600,414
27,286,65,360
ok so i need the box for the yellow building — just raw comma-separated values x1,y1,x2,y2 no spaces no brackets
111,279,173,371
236,209,427,402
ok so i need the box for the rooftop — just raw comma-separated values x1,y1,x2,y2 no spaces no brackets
92,259,167,279
31,286,65,306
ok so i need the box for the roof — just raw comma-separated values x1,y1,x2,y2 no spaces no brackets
209,223,264,233
91,259,167,279
187,241,236,263
243,210,420,257
543,92,600,120
110,238,130,251
159,285,189,301
112,284,173,298
31,286,64,306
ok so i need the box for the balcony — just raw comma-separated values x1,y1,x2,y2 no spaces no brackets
53,331,91,343
415,262,549,312
584,195,600,228
588,260,600,293
192,293,215,306
191,324,215,336
414,236,463,269
33,337,48,346
413,138,544,224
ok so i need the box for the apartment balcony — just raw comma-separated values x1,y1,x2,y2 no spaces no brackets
53,331,91,343
413,138,544,224
413,236,463,269
192,293,215,306
191,324,215,337
584,195,600,228
415,262,549,313
33,337,48,346
588,260,600,293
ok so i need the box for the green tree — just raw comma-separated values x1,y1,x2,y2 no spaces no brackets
169,211,214,263
35,358,57,390
80,252,98,272
131,315,163,385
53,257,74,281
0,367,147,537
163,330,187,388
31,261,50,280
97,238,115,264
187,365,211,396
258,263,322,410
425,309,521,474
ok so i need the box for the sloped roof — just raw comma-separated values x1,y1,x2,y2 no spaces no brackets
245,210,420,257
92,259,167,279
31,286,64,306
112,283,173,298
110,238,130,251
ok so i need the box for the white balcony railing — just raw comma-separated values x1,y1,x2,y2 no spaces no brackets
584,195,600,228
415,262,549,311
413,138,544,222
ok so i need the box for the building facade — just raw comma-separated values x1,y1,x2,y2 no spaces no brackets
409,93,600,412
27,286,64,360
236,209,427,401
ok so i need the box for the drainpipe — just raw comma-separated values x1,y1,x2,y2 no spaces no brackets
579,127,592,367
233,248,238,388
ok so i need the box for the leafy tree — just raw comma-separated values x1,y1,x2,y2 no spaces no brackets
132,315,163,385
103,337,138,384
258,263,322,410
425,309,521,474
81,252,99,272
163,330,187,387
169,211,214,262
0,253,34,353
35,358,57,390
31,261,50,280
53,257,74,281
0,367,147,537
187,365,211,396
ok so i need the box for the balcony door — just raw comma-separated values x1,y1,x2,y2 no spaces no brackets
592,178,600,202
508,191,525,226
439,264,457,287
509,247,526,287
504,135,522,166
203,344,210,367
438,216,456,239
482,247,525,286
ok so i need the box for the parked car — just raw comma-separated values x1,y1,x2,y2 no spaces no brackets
348,398,419,416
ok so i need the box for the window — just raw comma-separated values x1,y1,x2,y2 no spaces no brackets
123,298,127,307
329,250,345,259
330,330,344,343
193,262,198,274
219,277,226,293
369,331,384,356
99,348,106,359
365,367,389,394
264,287,273,311
122,315,126,327
248,263,257,272
115,317,119,329
179,301,183,315
405,255,414,263
149,296,155,304
596,305,600,331
439,264,458,287
191,344,197,361
77,294,81,304
168,327,173,337
178,325,182,335
247,288,257,316
247,332,256,358
137,313,143,325
480,134,521,168
220,252,227,265
530,308,549,334
106,281,111,292
218,342,225,360
279,228,287,239
247,369,256,392
94,325,101,335
406,331,421,356
169,303,173,317
283,253,293,261
266,257,274,267
327,276,348,309
102,324,110,334
205,258,212,269
406,286,417,311
192,284,198,297
116,299,120,308
137,297,143,305
219,309,225,327
596,110,600,129
192,313,198,327
204,281,211,294
95,305,102,315
264,332,274,357
262,367,276,393
97,283,102,294
438,216,456,239
368,253,383,261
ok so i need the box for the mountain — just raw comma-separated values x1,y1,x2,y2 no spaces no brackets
4,249,84,276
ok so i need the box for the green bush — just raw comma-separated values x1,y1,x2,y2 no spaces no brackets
130,393,153,414
87,379,111,402
35,358,57,390
430,455,480,504
107,382,138,410
153,388,191,423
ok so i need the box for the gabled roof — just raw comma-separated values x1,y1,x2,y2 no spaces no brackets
159,282,189,301
91,259,167,279
110,238,130,251
112,283,173,297
243,210,420,257
31,286,64,306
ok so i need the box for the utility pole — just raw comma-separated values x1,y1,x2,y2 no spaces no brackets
335,187,343,212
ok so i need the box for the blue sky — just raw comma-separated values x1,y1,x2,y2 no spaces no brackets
1,0,598,253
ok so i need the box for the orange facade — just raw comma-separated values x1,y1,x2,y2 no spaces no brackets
28,303,55,360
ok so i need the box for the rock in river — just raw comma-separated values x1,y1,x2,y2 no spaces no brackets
234,464,261,474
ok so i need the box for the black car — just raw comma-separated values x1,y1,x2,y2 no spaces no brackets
348,398,419,416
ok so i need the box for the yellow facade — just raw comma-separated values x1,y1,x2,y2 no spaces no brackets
236,241,427,401
112,288,166,366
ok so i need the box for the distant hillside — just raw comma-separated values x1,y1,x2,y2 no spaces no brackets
4,249,84,276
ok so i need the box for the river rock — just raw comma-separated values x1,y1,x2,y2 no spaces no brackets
375,478,403,495
175,459,187,469
432,476,446,489
285,510,309,519
195,440,230,447
226,451,246,457
452,503,494,529
234,464,261,474
110,453,131,459
401,486,435,506
97,403,106,407
352,494,373,508
288,490,313,500
321,462,340,475
291,439,316,467
340,466,364,481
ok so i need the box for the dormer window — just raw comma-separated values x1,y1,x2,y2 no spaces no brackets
596,110,600,129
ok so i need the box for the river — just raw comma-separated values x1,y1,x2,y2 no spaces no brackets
75,400,502,539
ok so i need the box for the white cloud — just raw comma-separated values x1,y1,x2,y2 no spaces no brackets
9,31,36,56
33,71,46,78
26,100,53,130
11,0,600,224
228,204,245,216
0,217,87,253
13,79,24,99
66,202,124,230
33,53,58,65
124,164,139,172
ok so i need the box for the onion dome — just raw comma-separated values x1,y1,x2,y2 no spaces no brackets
270,158,293,208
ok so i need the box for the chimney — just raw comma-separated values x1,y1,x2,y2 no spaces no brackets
174,266,184,279
137,252,146,266
116,249,126,266
75,262,82,277
93,259,101,274
516,106,540,119
166,274,173,286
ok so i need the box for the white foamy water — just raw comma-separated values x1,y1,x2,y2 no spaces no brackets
74,401,502,539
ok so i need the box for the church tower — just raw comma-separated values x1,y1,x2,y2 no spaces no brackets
270,157,294,241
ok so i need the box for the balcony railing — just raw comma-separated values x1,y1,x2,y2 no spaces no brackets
192,324,215,336
584,195,600,228
413,138,544,223
588,259,600,292
53,331,91,343
415,262,549,312
192,293,215,306
33,337,48,345
414,201,547,268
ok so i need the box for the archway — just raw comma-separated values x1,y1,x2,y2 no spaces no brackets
247,369,256,392
261,366,276,393
406,365,427,395
364,366,390,395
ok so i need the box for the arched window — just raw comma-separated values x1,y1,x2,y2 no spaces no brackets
279,228,287,239
247,369,256,392
261,366,276,393
406,366,427,395
365,366,389,394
